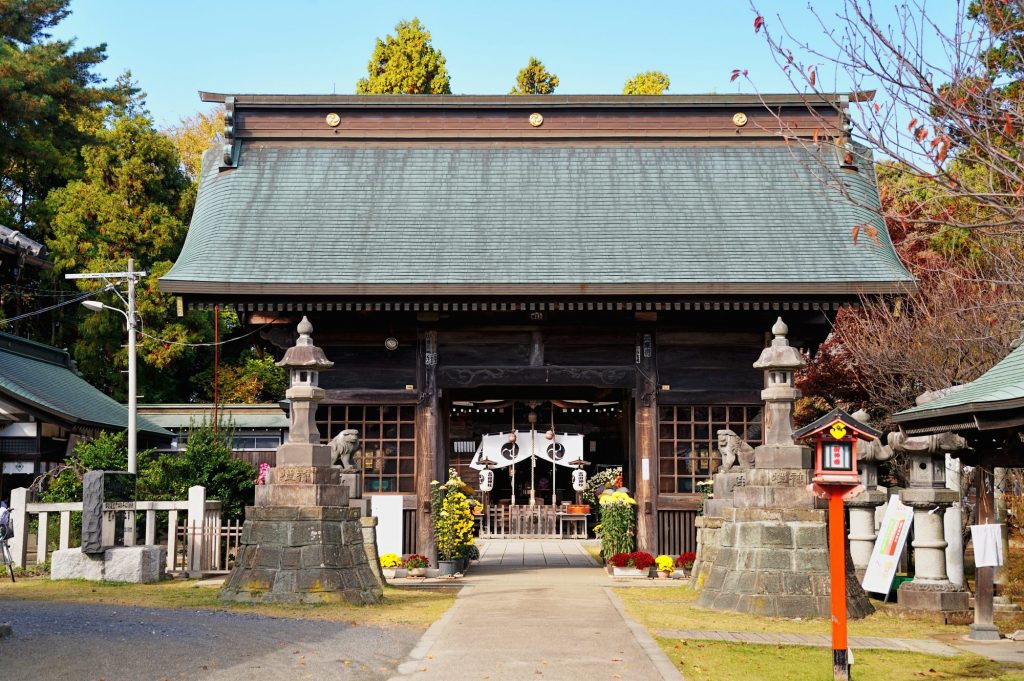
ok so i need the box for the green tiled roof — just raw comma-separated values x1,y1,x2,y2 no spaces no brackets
893,343,1024,423
161,144,912,295
0,333,169,436
139,404,288,430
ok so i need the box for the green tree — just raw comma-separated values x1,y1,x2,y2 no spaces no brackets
356,18,451,94
0,0,111,232
45,84,212,401
623,71,670,95
164,107,225,183
192,348,287,404
509,57,559,95
143,422,256,520
39,425,256,521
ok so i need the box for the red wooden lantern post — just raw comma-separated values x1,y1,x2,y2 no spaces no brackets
794,409,880,681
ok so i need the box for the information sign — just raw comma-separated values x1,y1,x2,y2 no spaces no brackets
861,495,914,594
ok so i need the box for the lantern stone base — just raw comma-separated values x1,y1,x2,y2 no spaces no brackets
694,468,872,620
897,581,971,618
276,442,333,467
220,505,382,605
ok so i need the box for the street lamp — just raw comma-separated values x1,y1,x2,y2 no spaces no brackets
70,260,144,475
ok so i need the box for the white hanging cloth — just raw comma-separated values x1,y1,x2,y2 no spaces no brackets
470,431,585,470
970,523,1004,568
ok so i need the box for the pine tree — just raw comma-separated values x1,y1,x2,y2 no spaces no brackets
356,18,451,94
510,57,559,95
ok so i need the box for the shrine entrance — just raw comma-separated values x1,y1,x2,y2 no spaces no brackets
445,390,631,541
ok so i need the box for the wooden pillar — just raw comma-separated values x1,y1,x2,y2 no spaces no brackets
634,328,658,553
970,454,1000,640
415,328,439,563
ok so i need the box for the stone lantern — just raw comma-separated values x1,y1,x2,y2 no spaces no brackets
888,430,968,616
751,318,810,469
276,316,334,467
220,317,382,605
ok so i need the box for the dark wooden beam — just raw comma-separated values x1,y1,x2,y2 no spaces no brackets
437,365,635,389
971,455,999,640
634,328,658,553
322,389,418,405
415,328,439,562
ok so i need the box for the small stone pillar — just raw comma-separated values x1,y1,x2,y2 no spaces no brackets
890,432,969,619
221,318,382,605
845,410,891,578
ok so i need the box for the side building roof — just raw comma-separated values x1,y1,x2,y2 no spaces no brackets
160,94,913,300
0,333,170,437
892,342,1024,432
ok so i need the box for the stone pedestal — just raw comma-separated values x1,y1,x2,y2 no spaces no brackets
847,489,886,579
695,466,872,619
897,488,970,619
222,505,381,604
51,545,166,583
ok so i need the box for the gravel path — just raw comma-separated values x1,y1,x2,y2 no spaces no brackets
0,600,422,681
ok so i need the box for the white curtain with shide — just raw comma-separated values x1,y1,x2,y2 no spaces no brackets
469,430,585,470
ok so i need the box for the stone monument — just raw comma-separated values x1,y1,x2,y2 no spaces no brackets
51,471,165,583
221,317,382,604
694,318,873,619
889,431,970,621
845,410,892,578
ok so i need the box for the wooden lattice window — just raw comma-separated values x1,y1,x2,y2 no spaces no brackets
657,405,763,494
316,405,416,494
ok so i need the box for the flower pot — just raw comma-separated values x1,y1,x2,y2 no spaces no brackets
407,567,427,577
567,504,590,515
657,570,672,579
611,566,649,578
382,568,397,579
438,559,460,577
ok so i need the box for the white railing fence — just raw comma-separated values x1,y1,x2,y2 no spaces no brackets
7,485,235,576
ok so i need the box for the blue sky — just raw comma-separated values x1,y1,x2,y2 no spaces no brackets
54,1,953,128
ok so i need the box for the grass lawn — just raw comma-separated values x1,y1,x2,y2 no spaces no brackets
617,584,969,639
0,576,456,629
659,638,1024,681
619,585,1024,681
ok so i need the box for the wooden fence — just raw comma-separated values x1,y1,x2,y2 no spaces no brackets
6,486,231,575
657,509,698,556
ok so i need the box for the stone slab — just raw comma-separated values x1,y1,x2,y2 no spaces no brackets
254,482,348,507
275,443,332,467
753,444,811,469
267,466,340,486
103,545,166,583
900,488,960,506
898,584,971,612
51,547,106,581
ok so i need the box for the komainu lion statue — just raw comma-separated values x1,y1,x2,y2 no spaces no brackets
330,429,360,469
717,429,755,472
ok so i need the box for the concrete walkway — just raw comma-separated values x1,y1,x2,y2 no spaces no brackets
656,629,961,657
389,540,682,681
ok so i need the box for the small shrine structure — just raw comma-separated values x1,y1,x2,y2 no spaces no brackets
892,340,1024,640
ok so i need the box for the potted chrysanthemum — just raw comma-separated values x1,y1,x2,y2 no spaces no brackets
379,553,402,579
655,554,675,579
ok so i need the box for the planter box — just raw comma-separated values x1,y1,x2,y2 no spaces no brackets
566,504,591,515
611,566,651,578
438,559,460,577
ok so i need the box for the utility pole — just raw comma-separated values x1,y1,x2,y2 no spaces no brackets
68,258,146,474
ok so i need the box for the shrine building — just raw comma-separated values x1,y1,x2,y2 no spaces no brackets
160,93,913,557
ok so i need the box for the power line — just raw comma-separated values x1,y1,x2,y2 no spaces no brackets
0,288,109,326
137,318,282,348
